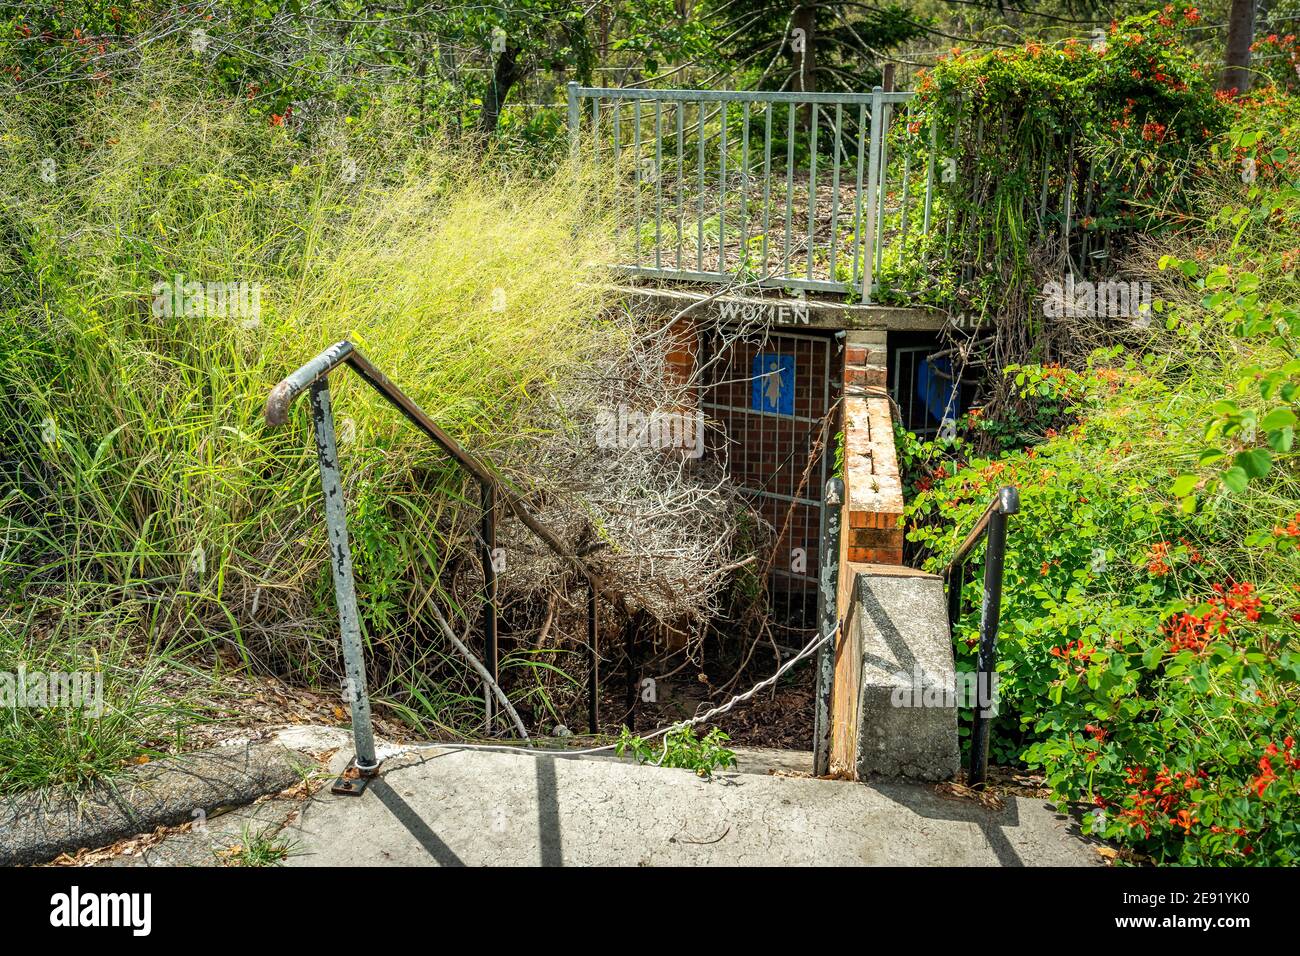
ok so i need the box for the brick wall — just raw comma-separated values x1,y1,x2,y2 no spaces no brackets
842,331,904,566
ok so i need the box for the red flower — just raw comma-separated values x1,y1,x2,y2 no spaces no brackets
1251,756,1277,796
1141,121,1168,144
1164,608,1224,653
1146,541,1171,576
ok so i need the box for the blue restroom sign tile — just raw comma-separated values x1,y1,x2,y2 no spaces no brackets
751,353,795,415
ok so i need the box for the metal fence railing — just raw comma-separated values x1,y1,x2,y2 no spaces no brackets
567,83,939,303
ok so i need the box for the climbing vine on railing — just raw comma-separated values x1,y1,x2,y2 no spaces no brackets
891,6,1224,385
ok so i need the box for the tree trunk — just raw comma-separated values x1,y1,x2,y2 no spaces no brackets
792,3,816,127
479,43,525,135
1220,0,1256,94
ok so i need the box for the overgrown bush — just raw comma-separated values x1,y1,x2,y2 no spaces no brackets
880,6,1228,424
905,87,1300,864
0,53,740,744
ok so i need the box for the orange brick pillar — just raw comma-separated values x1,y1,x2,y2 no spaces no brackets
842,331,903,565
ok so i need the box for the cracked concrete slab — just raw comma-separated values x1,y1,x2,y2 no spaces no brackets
1,741,312,866
276,747,1100,866
71,728,1098,866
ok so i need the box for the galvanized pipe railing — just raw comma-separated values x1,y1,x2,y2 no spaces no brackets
567,83,935,302
943,485,1019,790
265,341,609,792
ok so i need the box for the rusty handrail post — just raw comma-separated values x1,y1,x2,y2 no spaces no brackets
812,477,844,777
267,341,617,768
480,482,498,729
587,579,599,734
308,378,379,793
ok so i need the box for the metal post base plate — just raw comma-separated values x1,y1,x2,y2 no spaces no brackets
331,757,380,796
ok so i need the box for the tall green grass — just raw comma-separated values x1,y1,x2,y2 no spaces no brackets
0,53,621,758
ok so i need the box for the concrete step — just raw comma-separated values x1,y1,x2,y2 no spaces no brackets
85,729,1099,867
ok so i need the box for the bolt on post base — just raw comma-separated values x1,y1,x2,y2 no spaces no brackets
331,756,381,796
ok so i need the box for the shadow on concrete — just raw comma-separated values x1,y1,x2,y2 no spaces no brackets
870,780,1026,867
371,778,465,866
536,756,563,867
855,578,920,676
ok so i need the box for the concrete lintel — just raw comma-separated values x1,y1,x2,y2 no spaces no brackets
610,284,945,332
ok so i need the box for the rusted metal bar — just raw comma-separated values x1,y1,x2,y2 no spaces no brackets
946,485,1019,573
307,378,379,793
812,477,844,777
587,579,599,734
480,481,498,728
269,342,607,593
264,340,357,427
267,342,626,755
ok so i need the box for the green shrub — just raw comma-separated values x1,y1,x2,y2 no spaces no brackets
905,87,1300,865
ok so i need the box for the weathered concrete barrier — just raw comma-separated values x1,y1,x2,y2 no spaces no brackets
0,741,310,866
831,565,960,781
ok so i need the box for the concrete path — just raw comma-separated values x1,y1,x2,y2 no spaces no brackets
280,747,1098,867
90,728,1100,866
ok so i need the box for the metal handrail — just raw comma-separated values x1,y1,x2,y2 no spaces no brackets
265,341,608,791
943,485,1018,789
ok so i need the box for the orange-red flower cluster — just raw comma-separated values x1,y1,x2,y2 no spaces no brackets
1164,608,1225,653
1141,121,1169,143
1274,512,1300,537
1212,581,1263,622
1164,582,1266,653
1251,738,1299,797
1147,541,1171,576
1120,765,1205,836
1050,639,1097,662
